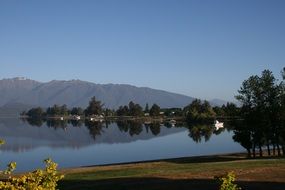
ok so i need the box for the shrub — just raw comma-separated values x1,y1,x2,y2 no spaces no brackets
0,140,64,190
217,171,241,190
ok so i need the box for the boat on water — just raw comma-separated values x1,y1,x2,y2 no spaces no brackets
214,120,224,130
168,119,176,127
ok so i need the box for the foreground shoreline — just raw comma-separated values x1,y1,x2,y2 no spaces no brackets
63,151,251,171
59,152,285,190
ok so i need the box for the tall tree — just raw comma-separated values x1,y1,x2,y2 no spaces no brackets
149,104,160,116
144,103,149,113
27,107,45,118
116,105,129,116
85,96,103,116
128,101,143,116
70,107,84,115
235,69,282,157
184,99,216,122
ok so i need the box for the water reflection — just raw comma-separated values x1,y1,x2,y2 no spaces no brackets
0,118,235,148
0,118,235,153
24,117,45,127
0,118,241,156
187,124,213,143
0,118,243,172
85,120,104,140
1,118,189,153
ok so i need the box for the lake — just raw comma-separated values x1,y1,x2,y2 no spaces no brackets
0,118,244,172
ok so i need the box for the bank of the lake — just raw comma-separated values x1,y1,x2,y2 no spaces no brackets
59,152,285,190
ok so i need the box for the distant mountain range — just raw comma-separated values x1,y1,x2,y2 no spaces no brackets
0,77,227,115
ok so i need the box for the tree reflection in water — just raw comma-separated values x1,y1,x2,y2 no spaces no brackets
186,121,227,143
116,120,143,136
23,118,231,144
84,120,104,140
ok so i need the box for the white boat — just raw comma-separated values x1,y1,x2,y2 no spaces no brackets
169,119,176,126
74,115,81,120
214,120,224,130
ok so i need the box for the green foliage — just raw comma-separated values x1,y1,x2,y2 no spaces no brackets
0,139,64,190
116,105,129,116
4,162,17,175
0,159,64,190
0,139,5,145
104,108,114,117
116,101,143,116
128,101,144,116
217,172,241,190
70,107,84,115
149,104,160,116
235,69,285,157
213,106,226,117
223,103,239,117
162,108,183,117
0,140,17,175
85,96,104,116
47,104,69,116
184,99,216,122
27,107,45,118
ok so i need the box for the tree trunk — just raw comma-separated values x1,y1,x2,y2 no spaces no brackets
276,134,281,156
253,143,256,158
277,143,281,156
273,144,276,155
247,148,251,158
259,144,263,157
267,143,271,156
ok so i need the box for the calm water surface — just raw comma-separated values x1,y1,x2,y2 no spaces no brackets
0,118,243,172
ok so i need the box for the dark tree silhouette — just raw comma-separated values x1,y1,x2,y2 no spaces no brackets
85,96,104,116
184,99,216,122
149,104,160,116
235,69,284,157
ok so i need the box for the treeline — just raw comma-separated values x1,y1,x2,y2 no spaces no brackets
23,97,104,118
23,97,239,121
233,68,285,157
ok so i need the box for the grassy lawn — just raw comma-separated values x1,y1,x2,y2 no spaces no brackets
58,153,285,190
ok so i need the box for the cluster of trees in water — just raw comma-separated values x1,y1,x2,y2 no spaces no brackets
233,68,285,157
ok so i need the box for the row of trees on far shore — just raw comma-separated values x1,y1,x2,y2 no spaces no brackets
23,97,240,120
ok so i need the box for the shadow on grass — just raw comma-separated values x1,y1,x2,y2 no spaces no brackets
81,153,284,169
59,177,285,190
163,153,284,165
82,153,249,169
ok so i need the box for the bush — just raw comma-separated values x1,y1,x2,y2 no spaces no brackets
0,159,64,190
217,171,241,190
0,140,64,190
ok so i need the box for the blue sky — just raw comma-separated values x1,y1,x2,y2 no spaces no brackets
0,0,284,101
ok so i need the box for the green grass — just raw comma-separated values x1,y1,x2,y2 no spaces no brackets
66,158,284,179
58,154,285,190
